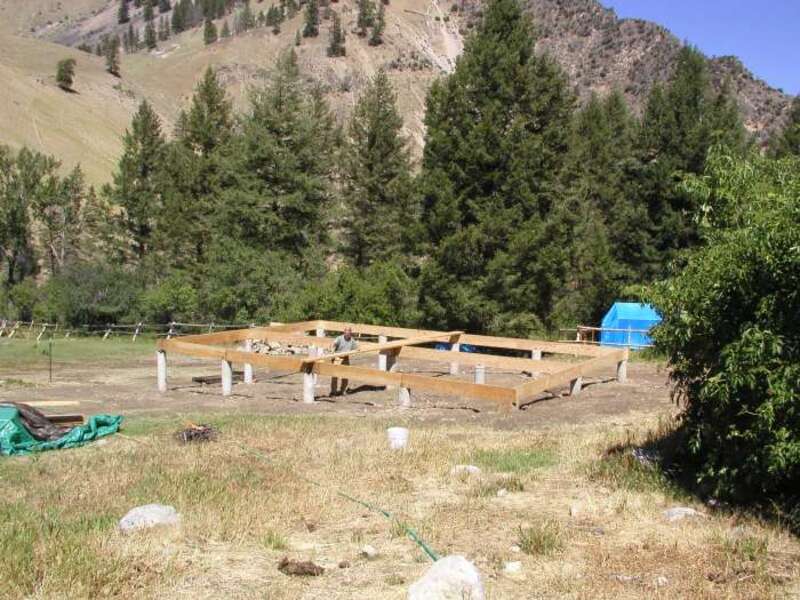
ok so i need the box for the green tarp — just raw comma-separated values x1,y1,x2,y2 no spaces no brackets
0,405,122,456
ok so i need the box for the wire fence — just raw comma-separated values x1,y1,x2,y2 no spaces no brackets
559,325,655,349
0,319,278,343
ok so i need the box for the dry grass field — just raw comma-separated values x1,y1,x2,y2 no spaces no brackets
1,338,799,598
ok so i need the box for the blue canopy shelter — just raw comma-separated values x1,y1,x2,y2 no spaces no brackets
600,302,661,349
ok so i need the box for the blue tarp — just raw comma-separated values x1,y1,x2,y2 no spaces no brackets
600,302,661,349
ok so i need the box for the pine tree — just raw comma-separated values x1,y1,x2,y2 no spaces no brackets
342,71,411,266
180,67,233,156
104,35,121,76
56,58,76,91
771,96,800,158
327,11,345,56
417,0,574,333
356,0,374,36
204,18,218,44
144,21,157,49
221,19,231,37
368,0,384,45
171,1,185,32
159,0,171,12
303,0,319,37
143,0,155,21
118,0,130,24
158,15,170,40
216,50,338,258
239,1,256,31
107,100,166,259
294,28,301,45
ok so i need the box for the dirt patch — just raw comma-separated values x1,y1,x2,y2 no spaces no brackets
0,353,673,430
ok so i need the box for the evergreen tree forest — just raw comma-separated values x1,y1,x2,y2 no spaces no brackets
2,0,795,337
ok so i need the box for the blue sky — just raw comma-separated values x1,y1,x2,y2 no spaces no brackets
600,1,799,95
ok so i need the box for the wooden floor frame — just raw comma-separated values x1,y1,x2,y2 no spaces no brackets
156,320,629,411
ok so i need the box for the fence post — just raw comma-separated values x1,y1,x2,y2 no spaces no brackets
244,338,254,384
0,319,6,337
167,322,176,339
36,324,47,344
132,322,142,342
103,326,112,340
157,350,168,393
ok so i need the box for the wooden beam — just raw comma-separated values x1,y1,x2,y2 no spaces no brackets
312,361,515,409
319,320,614,357
515,348,628,403
301,332,463,365
158,339,227,359
395,345,574,374
175,322,320,345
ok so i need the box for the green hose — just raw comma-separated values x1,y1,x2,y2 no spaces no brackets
239,444,440,562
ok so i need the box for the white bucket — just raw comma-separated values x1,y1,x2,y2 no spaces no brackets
386,427,409,450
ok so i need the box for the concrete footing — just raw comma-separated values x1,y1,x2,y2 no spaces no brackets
157,350,167,393
221,359,233,396
531,350,542,360
244,339,254,384
398,386,412,408
570,376,582,396
450,343,460,375
378,335,388,371
617,359,627,383
303,371,315,403
474,364,486,385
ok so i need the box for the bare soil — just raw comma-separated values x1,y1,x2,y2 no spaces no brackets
1,353,674,429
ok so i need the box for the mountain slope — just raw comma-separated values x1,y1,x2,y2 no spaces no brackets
0,0,793,185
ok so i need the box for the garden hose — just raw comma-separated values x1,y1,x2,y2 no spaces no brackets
239,444,440,562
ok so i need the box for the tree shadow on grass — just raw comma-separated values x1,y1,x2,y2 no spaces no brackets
594,423,800,536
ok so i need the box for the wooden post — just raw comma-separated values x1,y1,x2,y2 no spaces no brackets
616,359,627,383
570,376,582,396
36,324,47,343
378,335,388,371
157,350,167,393
103,327,112,340
531,349,542,360
450,342,460,375
398,386,411,408
132,321,142,342
221,359,233,396
244,338,254,384
474,364,486,385
303,370,315,403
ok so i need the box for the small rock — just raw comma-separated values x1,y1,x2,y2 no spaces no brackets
119,504,180,533
654,575,669,587
569,503,581,517
408,555,485,600
503,561,522,574
509,545,521,553
338,560,351,569
496,488,509,497
361,544,379,560
663,507,704,522
612,574,642,583
450,465,481,477
277,557,324,577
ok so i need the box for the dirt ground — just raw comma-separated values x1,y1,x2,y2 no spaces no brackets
0,352,675,429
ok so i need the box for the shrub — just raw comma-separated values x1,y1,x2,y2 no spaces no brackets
649,148,800,504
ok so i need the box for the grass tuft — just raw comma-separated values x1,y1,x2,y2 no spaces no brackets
517,520,564,556
470,447,556,474
261,530,288,551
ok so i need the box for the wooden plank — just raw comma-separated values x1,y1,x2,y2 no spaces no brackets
18,400,81,408
224,349,305,372
312,361,515,408
158,339,227,359
319,320,613,357
396,345,574,374
301,332,463,365
515,349,628,402
176,322,319,345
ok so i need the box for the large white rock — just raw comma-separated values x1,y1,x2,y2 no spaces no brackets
119,504,181,532
408,555,485,600
663,507,704,522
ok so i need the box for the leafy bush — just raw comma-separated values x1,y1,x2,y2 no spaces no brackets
649,148,800,503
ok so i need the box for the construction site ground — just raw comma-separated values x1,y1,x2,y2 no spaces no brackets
1,338,798,600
